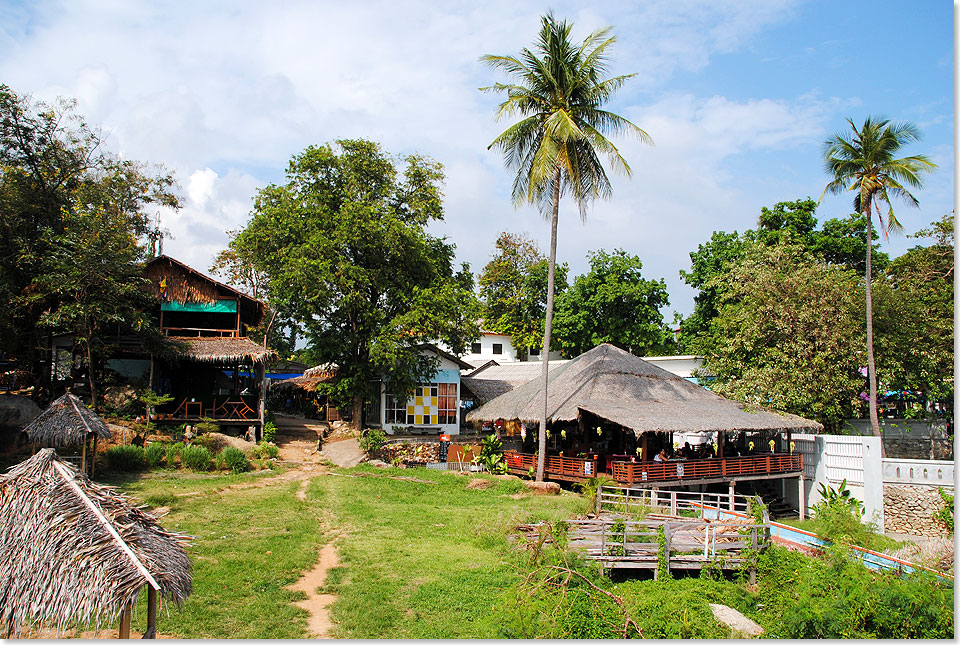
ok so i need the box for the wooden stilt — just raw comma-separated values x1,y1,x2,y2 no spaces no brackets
81,436,87,474
728,480,735,511
118,603,132,639
91,435,99,477
144,586,157,639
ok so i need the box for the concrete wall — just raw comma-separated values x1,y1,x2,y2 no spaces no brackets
841,418,953,460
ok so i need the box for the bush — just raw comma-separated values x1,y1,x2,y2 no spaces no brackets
476,434,508,474
180,444,213,471
165,442,184,468
250,441,279,460
263,420,277,443
104,445,146,471
221,446,250,473
144,442,166,467
359,429,387,453
194,417,220,434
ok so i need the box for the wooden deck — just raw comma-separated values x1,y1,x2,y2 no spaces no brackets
503,450,802,485
160,397,261,426
566,515,767,578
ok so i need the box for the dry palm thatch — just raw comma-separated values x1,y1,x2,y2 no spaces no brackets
467,343,821,435
165,337,278,366
0,449,192,638
144,255,226,305
21,393,112,447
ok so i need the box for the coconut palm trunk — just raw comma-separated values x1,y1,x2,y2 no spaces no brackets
863,199,882,454
537,167,562,482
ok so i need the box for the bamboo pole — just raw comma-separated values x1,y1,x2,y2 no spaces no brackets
80,436,87,475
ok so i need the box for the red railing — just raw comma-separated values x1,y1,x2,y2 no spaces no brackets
168,397,258,421
504,451,601,480
504,451,802,484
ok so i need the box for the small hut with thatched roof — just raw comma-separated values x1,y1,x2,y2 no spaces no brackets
22,392,112,476
468,344,820,499
268,363,343,419
0,449,192,638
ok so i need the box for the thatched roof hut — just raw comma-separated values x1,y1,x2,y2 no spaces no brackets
166,337,278,366
466,343,821,434
0,449,192,638
145,254,265,323
22,392,112,447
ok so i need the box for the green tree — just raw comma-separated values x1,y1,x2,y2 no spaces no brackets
0,84,177,402
678,199,888,353
822,116,937,447
231,139,480,431
477,232,568,358
481,13,651,481
553,249,673,357
873,213,954,412
696,242,865,431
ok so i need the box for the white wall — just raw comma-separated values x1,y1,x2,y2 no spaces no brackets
380,354,463,435
461,333,518,363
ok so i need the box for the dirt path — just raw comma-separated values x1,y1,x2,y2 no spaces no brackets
287,541,341,638
273,414,330,464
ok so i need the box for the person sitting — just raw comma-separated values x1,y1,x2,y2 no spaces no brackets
654,449,668,463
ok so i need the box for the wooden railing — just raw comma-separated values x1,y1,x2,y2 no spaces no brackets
166,397,258,421
503,451,601,481
504,451,802,484
611,453,802,485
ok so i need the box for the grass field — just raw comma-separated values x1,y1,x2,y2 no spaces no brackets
106,463,953,639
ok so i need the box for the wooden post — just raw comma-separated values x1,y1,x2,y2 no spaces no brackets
749,529,757,584
91,435,98,477
641,433,648,462
664,524,671,576
80,436,87,474
118,603,132,639
670,490,677,516
145,586,157,639
728,480,735,511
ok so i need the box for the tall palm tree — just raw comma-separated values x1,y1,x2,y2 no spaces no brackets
821,117,936,452
481,13,651,481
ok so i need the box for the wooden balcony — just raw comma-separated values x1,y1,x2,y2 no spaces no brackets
160,397,261,425
503,450,802,485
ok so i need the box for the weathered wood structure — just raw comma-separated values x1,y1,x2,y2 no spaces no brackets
0,450,191,638
143,256,277,434
468,344,819,512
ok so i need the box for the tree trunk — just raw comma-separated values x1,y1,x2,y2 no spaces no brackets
864,201,884,456
85,331,97,412
352,392,364,433
537,168,562,482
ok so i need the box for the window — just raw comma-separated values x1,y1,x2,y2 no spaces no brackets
492,343,503,355
438,382,458,424
471,342,482,354
384,392,408,424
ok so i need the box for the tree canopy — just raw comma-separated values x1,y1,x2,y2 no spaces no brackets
230,139,480,428
477,232,567,359
553,249,673,357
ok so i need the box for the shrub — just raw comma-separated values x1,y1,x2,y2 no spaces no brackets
359,429,387,453
180,444,213,471
165,442,184,467
475,434,508,474
221,446,250,473
250,441,279,460
574,475,615,510
104,445,146,471
194,417,220,434
263,420,277,443
144,442,166,468
933,487,954,532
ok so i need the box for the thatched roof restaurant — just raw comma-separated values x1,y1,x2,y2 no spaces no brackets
22,392,112,447
166,336,278,366
467,343,821,434
0,449,192,638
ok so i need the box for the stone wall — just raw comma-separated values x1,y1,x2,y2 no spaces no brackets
883,438,953,461
883,483,952,537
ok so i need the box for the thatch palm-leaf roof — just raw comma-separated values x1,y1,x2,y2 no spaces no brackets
165,337,278,366
0,449,192,637
21,393,112,447
466,343,821,434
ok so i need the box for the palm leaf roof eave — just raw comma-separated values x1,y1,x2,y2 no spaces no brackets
21,392,112,447
164,337,278,366
466,343,822,434
0,449,192,638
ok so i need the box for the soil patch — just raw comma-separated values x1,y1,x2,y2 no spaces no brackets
287,541,340,638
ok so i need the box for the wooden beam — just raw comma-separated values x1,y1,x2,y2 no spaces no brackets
91,435,98,477
144,586,157,639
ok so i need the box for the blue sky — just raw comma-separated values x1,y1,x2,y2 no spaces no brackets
0,0,953,319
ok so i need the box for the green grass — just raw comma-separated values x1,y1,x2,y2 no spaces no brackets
110,466,952,639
